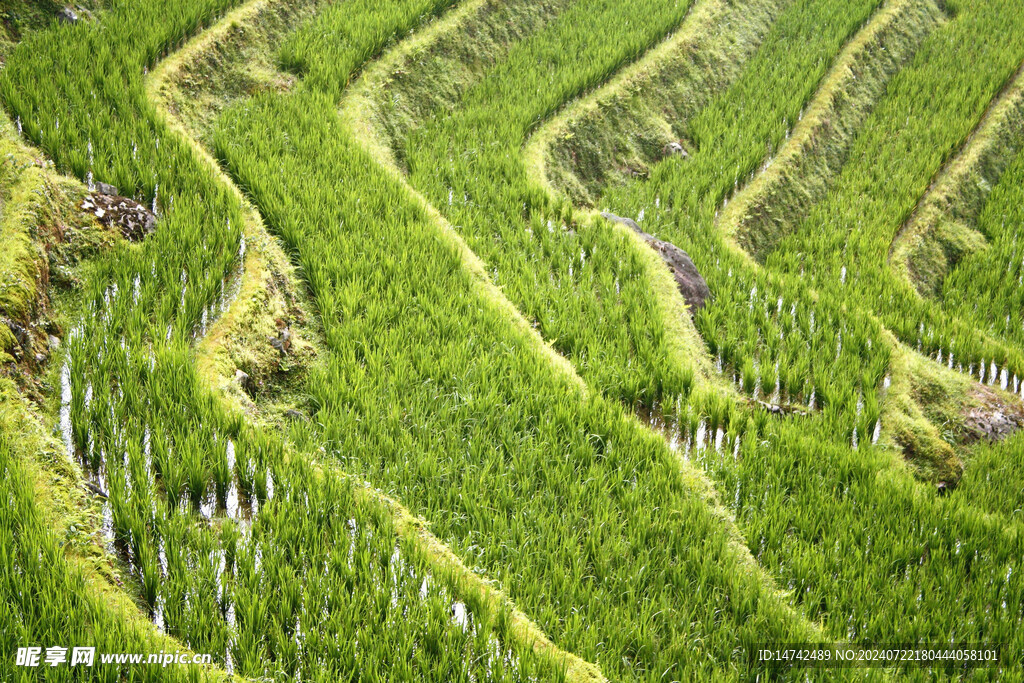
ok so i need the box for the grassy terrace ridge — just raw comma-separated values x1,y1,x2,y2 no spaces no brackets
147,0,331,423
890,59,1024,298
524,0,790,208
151,0,331,151
0,115,114,370
0,114,51,334
148,3,599,679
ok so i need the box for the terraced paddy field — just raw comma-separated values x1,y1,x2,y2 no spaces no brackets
2,0,1024,680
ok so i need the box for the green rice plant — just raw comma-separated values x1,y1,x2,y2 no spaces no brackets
210,436,231,505
941,141,1024,356
0,436,206,682
0,0,587,677
180,433,209,508
955,431,1024,521
741,358,757,396
487,0,1024,668
157,441,187,513
214,83,821,681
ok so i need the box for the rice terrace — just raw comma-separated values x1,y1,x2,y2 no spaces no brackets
2,0,1024,679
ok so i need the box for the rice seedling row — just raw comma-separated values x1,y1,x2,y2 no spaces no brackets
539,0,1024,668
1,0,566,678
211,7,831,674
0,435,201,683
749,0,1024,387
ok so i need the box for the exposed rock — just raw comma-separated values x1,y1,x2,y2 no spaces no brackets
601,211,641,232
936,481,951,495
57,7,79,23
284,408,307,422
5,320,30,352
964,407,1024,441
663,141,688,158
81,193,156,241
269,335,291,356
600,211,710,312
95,182,120,196
83,481,108,499
234,369,251,391
48,335,61,350
755,399,808,417
268,319,292,356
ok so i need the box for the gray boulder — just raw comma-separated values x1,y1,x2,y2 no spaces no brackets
663,141,689,158
600,211,710,312
284,409,308,422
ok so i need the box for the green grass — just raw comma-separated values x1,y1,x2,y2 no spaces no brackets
0,432,211,683
0,153,39,325
0,111,116,366
940,135,1024,354
536,0,1024,668
0,0,578,678
214,86,820,683
4,0,1024,678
